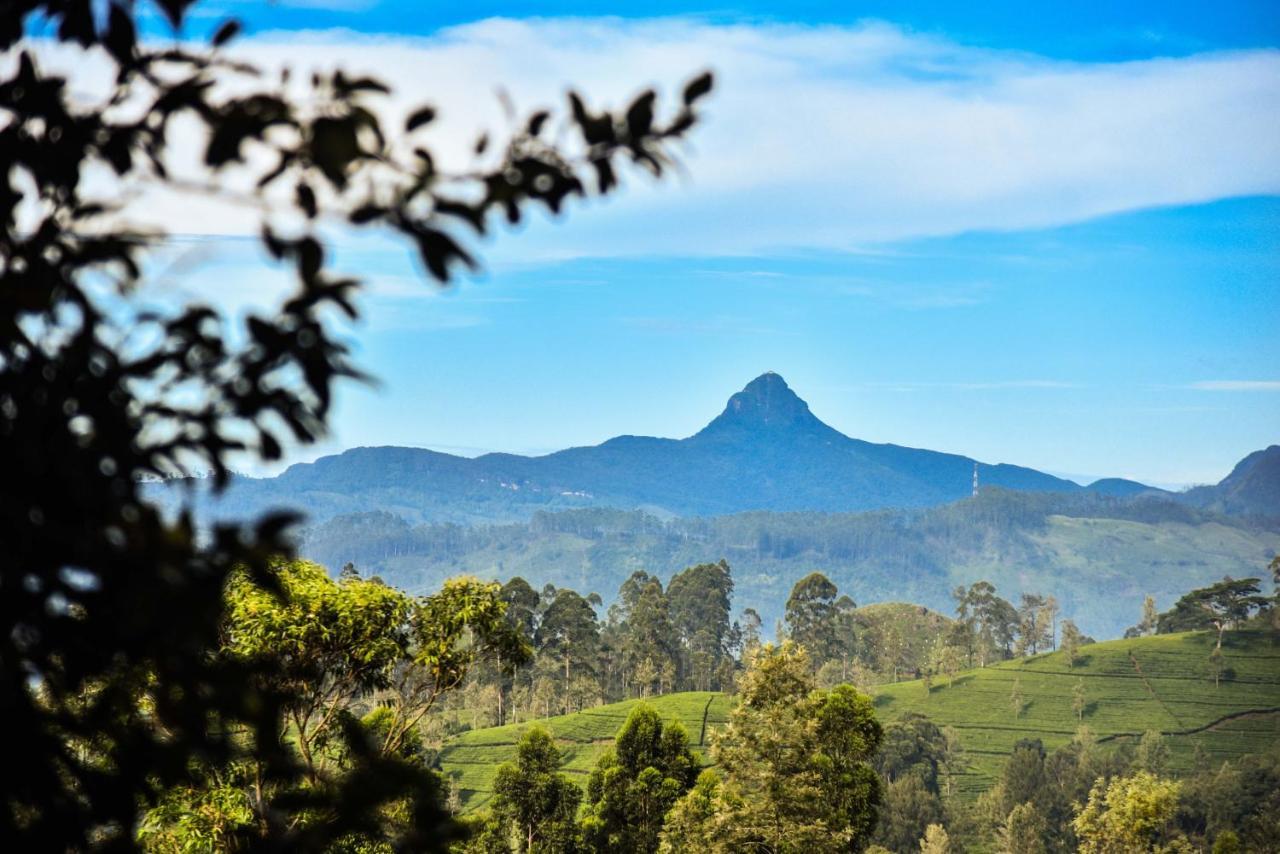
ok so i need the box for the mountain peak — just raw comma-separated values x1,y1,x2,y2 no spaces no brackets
695,373,831,439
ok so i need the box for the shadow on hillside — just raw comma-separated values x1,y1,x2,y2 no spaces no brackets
931,676,977,696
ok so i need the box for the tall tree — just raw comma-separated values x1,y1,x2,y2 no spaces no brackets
0,1,712,848
502,578,543,641
1270,555,1280,633
873,776,945,854
919,823,951,854
661,643,882,853
1060,620,1084,668
831,594,862,680
146,564,525,848
497,578,543,724
784,572,841,668
580,704,698,853
740,608,764,657
1016,594,1052,656
536,589,602,695
1157,577,1269,647
491,727,582,853
1041,596,1060,650
1010,678,1026,719
1133,730,1169,776
390,576,530,754
223,560,412,783
874,713,952,794
954,581,1018,666
1139,595,1160,636
989,739,1051,832
1000,803,1049,854
667,561,734,691
614,573,679,697
1208,647,1226,689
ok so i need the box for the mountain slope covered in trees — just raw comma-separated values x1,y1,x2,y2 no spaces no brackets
301,491,1279,639
1183,445,1280,517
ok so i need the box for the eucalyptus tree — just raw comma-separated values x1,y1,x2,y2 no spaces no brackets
536,588,602,696
784,571,841,668
667,560,734,691
581,704,697,853
661,643,883,853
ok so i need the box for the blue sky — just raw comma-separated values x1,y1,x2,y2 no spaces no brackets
114,1,1280,486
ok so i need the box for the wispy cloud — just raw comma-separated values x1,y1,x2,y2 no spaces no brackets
836,279,993,309
852,379,1082,392
1187,380,1280,391
28,19,1280,260
622,314,782,336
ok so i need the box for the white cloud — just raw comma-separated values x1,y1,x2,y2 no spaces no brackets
856,380,1082,391
26,18,1280,259
1188,380,1280,391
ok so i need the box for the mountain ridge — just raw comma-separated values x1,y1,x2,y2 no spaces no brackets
170,374,1276,525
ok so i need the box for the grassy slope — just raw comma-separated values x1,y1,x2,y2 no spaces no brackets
439,632,1280,811
875,630,1280,797
439,692,734,813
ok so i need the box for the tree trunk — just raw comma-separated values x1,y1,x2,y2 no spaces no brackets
495,653,504,726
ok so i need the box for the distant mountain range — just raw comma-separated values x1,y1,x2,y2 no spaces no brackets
172,373,1279,525
1183,444,1280,517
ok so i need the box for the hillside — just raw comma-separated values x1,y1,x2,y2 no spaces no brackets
437,631,1280,811
1184,445,1280,517
875,629,1280,796
300,495,1280,639
439,693,735,814
158,373,1195,526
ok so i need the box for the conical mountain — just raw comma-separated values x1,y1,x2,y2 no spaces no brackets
695,372,834,439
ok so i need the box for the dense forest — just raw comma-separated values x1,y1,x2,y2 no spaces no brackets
134,555,1280,852
299,489,1280,639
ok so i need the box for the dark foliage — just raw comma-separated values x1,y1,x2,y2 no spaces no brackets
0,3,711,849
1157,578,1270,638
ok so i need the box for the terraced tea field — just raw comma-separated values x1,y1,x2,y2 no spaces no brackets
875,630,1280,795
439,630,1280,811
439,692,733,812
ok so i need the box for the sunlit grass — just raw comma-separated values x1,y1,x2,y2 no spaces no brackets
440,631,1280,811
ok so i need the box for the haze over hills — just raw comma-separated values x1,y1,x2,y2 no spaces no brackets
156,373,1279,639
1182,445,1280,517
180,372,1242,526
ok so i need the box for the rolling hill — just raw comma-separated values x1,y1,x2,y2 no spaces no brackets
439,692,735,814
874,629,1280,796
437,631,1280,812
